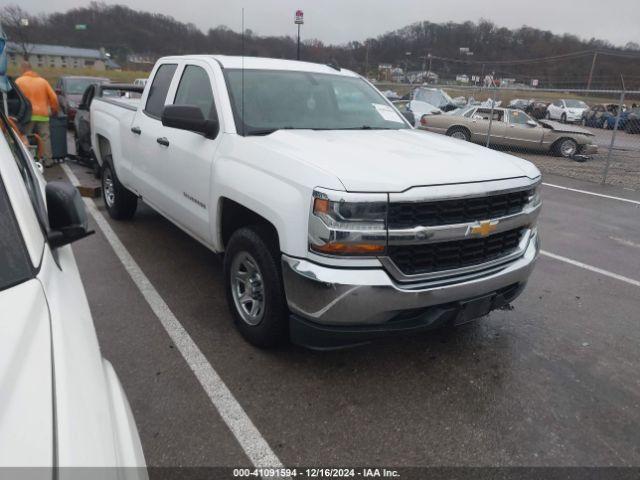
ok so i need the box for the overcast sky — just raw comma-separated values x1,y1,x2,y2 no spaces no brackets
9,0,640,47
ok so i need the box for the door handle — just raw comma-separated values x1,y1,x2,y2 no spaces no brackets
156,137,170,147
131,126,141,135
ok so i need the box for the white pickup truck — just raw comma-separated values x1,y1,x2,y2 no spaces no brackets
91,55,542,349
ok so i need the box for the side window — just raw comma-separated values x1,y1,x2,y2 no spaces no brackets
509,110,531,125
173,65,217,120
463,108,476,118
144,63,178,118
0,114,48,235
474,109,504,122
0,176,32,291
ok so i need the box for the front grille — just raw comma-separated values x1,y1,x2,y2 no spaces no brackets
388,228,525,275
388,189,532,229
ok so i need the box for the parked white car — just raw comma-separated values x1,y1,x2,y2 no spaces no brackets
546,99,589,123
90,55,541,350
0,113,146,471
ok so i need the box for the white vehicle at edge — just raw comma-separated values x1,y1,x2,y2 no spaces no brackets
90,55,542,350
0,114,146,473
546,98,589,123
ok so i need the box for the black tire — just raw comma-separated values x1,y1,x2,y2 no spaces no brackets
561,113,567,124
101,156,138,220
552,138,578,158
625,122,638,134
223,225,288,348
447,127,471,142
545,111,551,120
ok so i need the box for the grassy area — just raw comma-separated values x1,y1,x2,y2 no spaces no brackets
7,66,150,86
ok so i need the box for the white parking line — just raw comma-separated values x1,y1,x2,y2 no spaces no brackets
542,183,640,206
541,250,640,288
61,164,282,469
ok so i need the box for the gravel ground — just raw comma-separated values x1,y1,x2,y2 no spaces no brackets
514,149,640,190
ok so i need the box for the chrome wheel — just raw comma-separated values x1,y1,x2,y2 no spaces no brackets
560,139,577,157
230,252,265,326
103,168,115,208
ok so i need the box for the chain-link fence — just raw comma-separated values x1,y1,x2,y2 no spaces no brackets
383,82,640,189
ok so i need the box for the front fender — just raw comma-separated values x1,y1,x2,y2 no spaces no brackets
211,135,344,256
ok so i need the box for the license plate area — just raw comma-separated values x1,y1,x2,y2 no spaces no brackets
454,294,495,325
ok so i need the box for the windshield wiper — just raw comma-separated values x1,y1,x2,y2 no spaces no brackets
246,126,295,136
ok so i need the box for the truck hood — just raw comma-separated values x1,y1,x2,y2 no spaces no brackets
258,129,539,192
0,280,53,466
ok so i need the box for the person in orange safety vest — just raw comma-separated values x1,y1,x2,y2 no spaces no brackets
15,61,59,166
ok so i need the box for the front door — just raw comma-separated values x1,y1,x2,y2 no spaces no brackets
149,61,223,245
504,110,544,150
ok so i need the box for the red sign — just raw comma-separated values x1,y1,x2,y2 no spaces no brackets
295,10,304,24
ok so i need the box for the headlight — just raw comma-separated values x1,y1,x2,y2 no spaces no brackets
309,189,387,256
527,184,541,208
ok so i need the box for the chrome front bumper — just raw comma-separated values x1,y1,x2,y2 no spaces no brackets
282,229,540,327
580,143,599,155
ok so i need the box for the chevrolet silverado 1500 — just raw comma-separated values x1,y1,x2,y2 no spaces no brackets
91,55,541,349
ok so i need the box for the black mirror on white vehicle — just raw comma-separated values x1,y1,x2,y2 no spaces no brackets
45,181,94,248
401,110,415,126
161,105,219,139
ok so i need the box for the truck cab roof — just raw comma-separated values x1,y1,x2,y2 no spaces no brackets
156,54,360,77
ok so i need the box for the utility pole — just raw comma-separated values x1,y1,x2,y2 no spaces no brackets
364,41,370,77
294,10,304,60
587,51,598,90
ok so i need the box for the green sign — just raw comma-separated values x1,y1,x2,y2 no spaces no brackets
74,24,87,30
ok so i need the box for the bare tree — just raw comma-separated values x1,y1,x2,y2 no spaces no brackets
0,5,35,60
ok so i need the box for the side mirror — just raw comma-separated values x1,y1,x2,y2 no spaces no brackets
401,110,415,126
527,120,538,127
45,181,93,248
161,105,219,139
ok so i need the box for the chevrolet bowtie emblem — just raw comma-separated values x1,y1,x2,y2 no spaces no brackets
470,220,498,237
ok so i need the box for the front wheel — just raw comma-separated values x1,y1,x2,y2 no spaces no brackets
223,226,288,348
101,157,138,220
553,138,578,158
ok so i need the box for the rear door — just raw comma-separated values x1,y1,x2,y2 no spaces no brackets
128,62,179,205
150,60,224,244
469,108,507,144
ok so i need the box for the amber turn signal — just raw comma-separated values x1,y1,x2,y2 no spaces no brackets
313,197,330,215
311,242,385,255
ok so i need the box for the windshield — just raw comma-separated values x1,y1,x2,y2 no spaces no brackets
413,88,454,108
65,78,105,95
224,69,408,135
565,100,588,108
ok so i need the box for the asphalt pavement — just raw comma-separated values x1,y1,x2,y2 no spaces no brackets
45,161,640,474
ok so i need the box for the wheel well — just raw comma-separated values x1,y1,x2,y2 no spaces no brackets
551,137,577,154
97,134,112,164
446,125,470,136
220,198,280,252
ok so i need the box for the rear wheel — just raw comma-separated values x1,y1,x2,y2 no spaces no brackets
553,138,578,158
101,157,138,220
447,127,470,141
223,226,288,348
625,122,638,134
